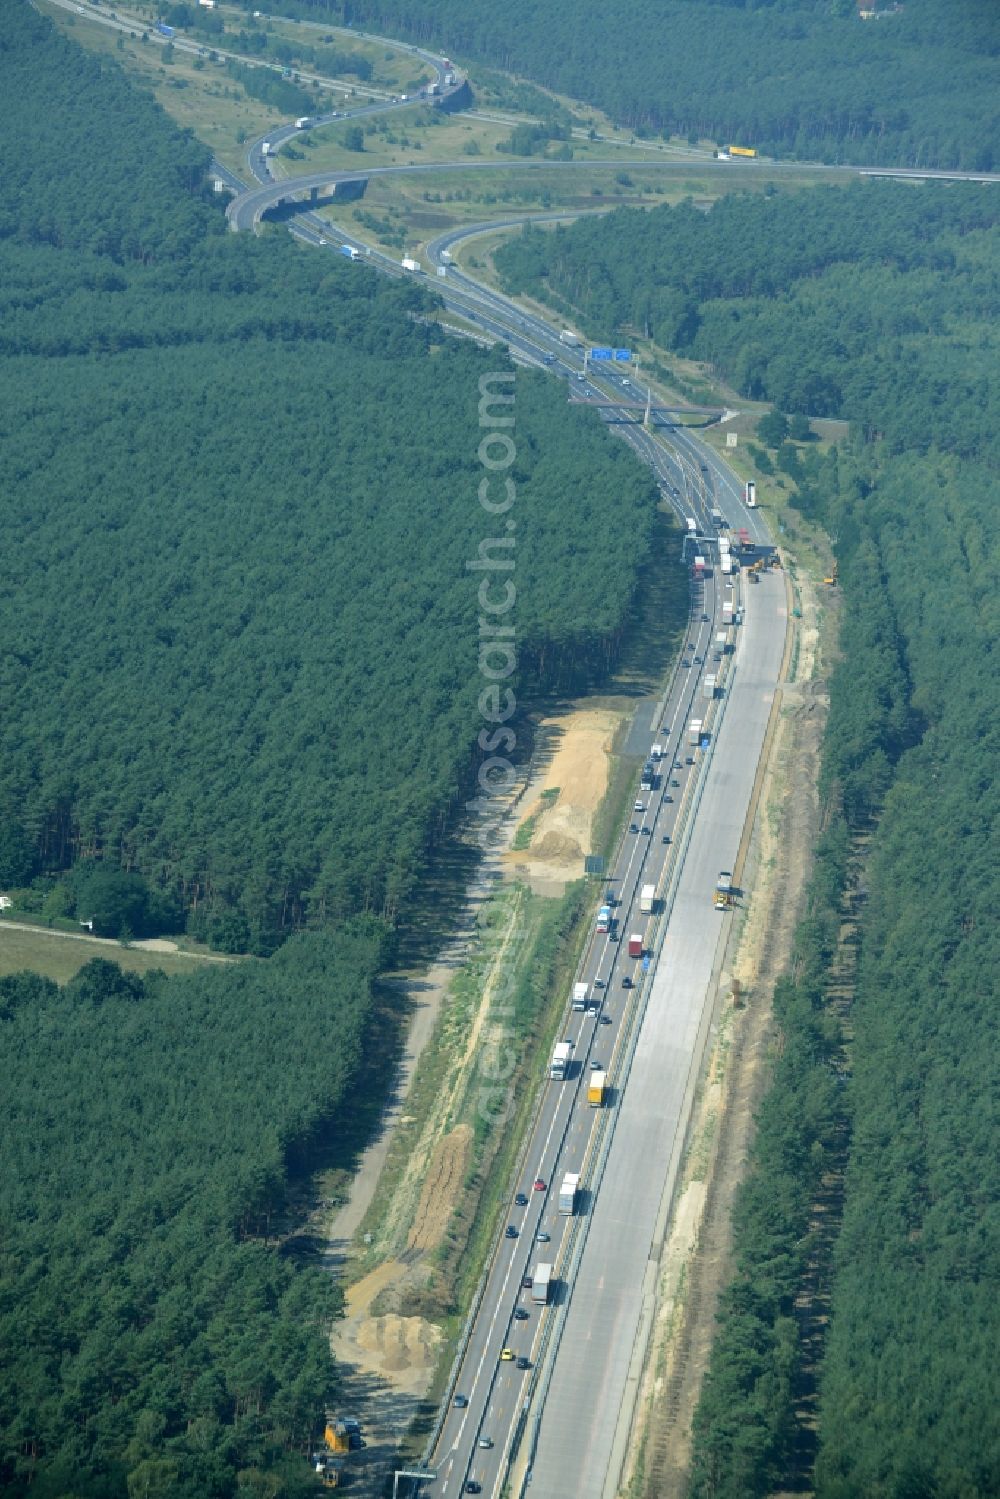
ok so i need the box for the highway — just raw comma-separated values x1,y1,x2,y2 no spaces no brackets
56,11,790,1493
220,129,782,1499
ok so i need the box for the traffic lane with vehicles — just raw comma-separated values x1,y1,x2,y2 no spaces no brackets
529,568,787,1499
433,585,722,1492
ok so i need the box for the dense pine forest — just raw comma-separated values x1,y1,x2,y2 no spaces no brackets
277,0,1000,169
505,184,1000,1492
0,5,662,1494
0,929,384,1498
0,5,657,953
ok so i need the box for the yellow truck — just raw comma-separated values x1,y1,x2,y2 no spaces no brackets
588,1070,607,1107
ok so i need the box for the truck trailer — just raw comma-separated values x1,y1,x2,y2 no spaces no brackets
340,245,361,260
640,884,656,915
572,982,588,1012
628,934,643,959
596,904,611,934
688,719,703,747
550,1042,571,1080
558,1172,580,1214
559,329,581,346
588,1071,606,1107
532,1262,553,1304
703,675,717,700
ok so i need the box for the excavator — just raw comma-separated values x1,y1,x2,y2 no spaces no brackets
823,559,839,586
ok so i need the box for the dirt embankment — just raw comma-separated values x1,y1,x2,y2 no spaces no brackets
322,702,624,1491
505,706,621,892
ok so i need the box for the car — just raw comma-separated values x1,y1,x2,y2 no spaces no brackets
465,1482,481,1494
522,1273,533,1290
319,238,327,245
563,1037,574,1048
601,1013,613,1024
479,1436,494,1449
630,822,638,833
695,654,704,664
516,1356,532,1370
515,1192,528,1207
500,1348,515,1361
514,1307,529,1321
662,834,671,844
634,800,645,812
664,794,673,804
674,759,683,769
454,1394,468,1408
505,1225,518,1239
702,613,710,621
594,977,606,989
641,826,651,836
681,659,690,668
686,755,695,765
590,1059,601,1070
671,778,681,787
543,354,555,365
533,1178,546,1192
609,929,619,941
622,974,633,988
536,1230,550,1243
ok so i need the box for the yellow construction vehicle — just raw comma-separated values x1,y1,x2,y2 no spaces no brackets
823,560,839,586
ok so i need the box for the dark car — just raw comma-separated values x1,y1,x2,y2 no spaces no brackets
671,778,681,787
465,1483,481,1494
662,834,670,844
641,826,651,836
505,1225,518,1239
674,759,683,769
629,821,638,833
622,975,632,989
686,755,695,765
522,1273,533,1290
516,1356,531,1370
601,1014,613,1024
702,612,710,621
454,1394,468,1408
514,1307,529,1321
594,978,606,989
515,1192,528,1207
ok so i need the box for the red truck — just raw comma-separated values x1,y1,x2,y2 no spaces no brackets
628,934,643,959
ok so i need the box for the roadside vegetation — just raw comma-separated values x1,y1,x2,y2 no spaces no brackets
284,0,998,170
494,179,1000,1495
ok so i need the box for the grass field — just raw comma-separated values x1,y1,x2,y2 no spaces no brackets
0,922,233,984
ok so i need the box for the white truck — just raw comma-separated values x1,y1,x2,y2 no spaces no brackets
703,675,717,700
688,718,703,747
532,1262,553,1305
295,116,314,129
572,982,588,1012
559,329,581,346
721,554,733,575
640,884,656,915
686,517,697,534
550,1042,571,1080
401,256,420,272
651,742,663,760
558,1172,580,1215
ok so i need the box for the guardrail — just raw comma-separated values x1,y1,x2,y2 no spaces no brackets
512,581,744,1496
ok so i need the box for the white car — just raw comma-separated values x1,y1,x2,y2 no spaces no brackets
633,800,645,812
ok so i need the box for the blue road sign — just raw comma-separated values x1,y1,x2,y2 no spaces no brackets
589,347,613,360
613,349,632,362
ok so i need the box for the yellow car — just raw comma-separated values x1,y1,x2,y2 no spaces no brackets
500,1348,514,1362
